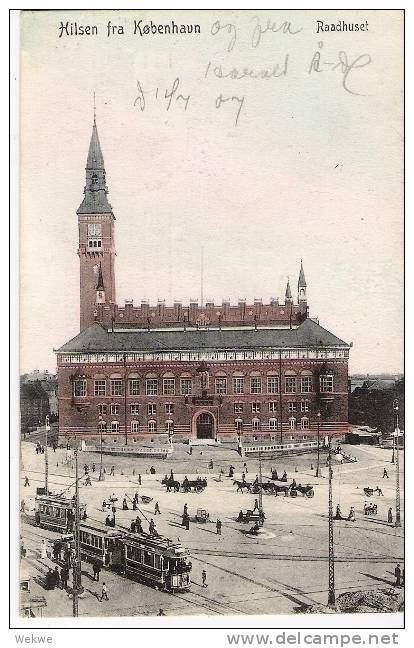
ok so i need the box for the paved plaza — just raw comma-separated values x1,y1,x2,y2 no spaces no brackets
19,441,404,617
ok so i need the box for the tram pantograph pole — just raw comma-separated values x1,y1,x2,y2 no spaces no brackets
72,449,83,616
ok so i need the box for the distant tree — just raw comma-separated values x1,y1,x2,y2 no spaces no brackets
349,378,404,435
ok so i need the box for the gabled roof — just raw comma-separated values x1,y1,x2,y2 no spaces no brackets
57,319,349,354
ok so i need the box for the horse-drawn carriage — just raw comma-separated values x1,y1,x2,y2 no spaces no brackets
363,487,383,498
162,476,207,493
236,508,265,524
290,484,314,498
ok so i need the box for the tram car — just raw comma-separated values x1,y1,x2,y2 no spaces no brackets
79,520,124,568
122,532,192,592
34,494,85,533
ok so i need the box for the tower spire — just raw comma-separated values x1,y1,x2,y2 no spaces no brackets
77,108,112,215
93,91,96,125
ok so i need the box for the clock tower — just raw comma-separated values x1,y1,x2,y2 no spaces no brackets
77,114,116,331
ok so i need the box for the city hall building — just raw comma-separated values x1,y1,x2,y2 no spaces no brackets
56,117,351,445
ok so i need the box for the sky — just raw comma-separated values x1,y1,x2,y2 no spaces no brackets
20,9,404,375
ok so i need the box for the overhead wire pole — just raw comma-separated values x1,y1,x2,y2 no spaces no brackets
258,450,264,527
44,415,49,495
327,435,336,609
72,449,83,617
393,399,401,528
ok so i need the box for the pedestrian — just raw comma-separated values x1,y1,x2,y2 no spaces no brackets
149,518,156,535
53,566,60,589
93,562,101,582
138,474,142,485
110,466,115,476
20,499,25,513
100,582,109,601
20,541,26,559
241,472,246,482
24,476,30,487
157,608,166,616
92,462,96,473
60,566,68,589
209,459,213,470
132,499,137,511
46,568,55,590
202,569,207,588
216,519,222,535
376,486,384,496
189,446,193,455
85,475,91,486
154,501,161,515
383,468,389,479
394,564,401,587
347,506,356,522
253,499,259,512
183,503,188,517
40,538,47,559
388,507,393,524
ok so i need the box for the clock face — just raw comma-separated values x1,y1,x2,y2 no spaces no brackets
88,223,102,236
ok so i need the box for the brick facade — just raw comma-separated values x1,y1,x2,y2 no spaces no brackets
56,118,350,445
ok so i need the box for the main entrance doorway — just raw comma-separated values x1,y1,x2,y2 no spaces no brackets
196,412,215,439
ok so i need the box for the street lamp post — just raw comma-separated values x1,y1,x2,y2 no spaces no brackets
258,450,264,527
327,435,336,609
72,449,83,616
393,400,401,528
315,410,321,477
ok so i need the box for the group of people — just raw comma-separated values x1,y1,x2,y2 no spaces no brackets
334,505,356,522
45,565,69,590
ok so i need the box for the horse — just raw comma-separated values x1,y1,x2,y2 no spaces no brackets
161,476,180,492
233,480,252,493
273,484,290,497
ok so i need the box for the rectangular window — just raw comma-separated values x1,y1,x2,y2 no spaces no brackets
301,400,309,413
234,403,243,414
94,380,106,397
250,377,262,394
110,379,123,397
165,403,175,416
130,404,139,415
285,377,297,393
269,418,278,431
320,375,334,393
110,404,119,416
98,404,107,416
146,379,158,396
180,378,192,395
215,378,227,395
252,402,261,414
267,376,279,394
288,402,296,413
148,403,156,416
233,377,244,394
131,421,139,434
73,379,87,398
301,376,312,393
268,401,278,413
163,378,176,395
128,378,140,396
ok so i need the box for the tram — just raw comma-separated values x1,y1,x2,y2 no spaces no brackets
79,520,124,568
34,494,85,533
122,532,192,592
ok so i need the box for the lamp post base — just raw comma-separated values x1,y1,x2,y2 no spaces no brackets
98,473,105,481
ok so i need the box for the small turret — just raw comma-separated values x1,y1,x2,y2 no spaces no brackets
285,278,293,304
298,260,307,303
95,263,105,304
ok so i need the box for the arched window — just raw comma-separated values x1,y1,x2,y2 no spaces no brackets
130,421,139,434
98,421,107,434
269,418,278,431
148,420,157,434
234,418,243,431
165,421,174,434
301,417,309,430
252,418,261,431
289,417,296,430
110,421,119,434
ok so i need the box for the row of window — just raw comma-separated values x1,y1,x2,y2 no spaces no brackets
96,399,311,417
97,417,310,434
74,375,334,398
